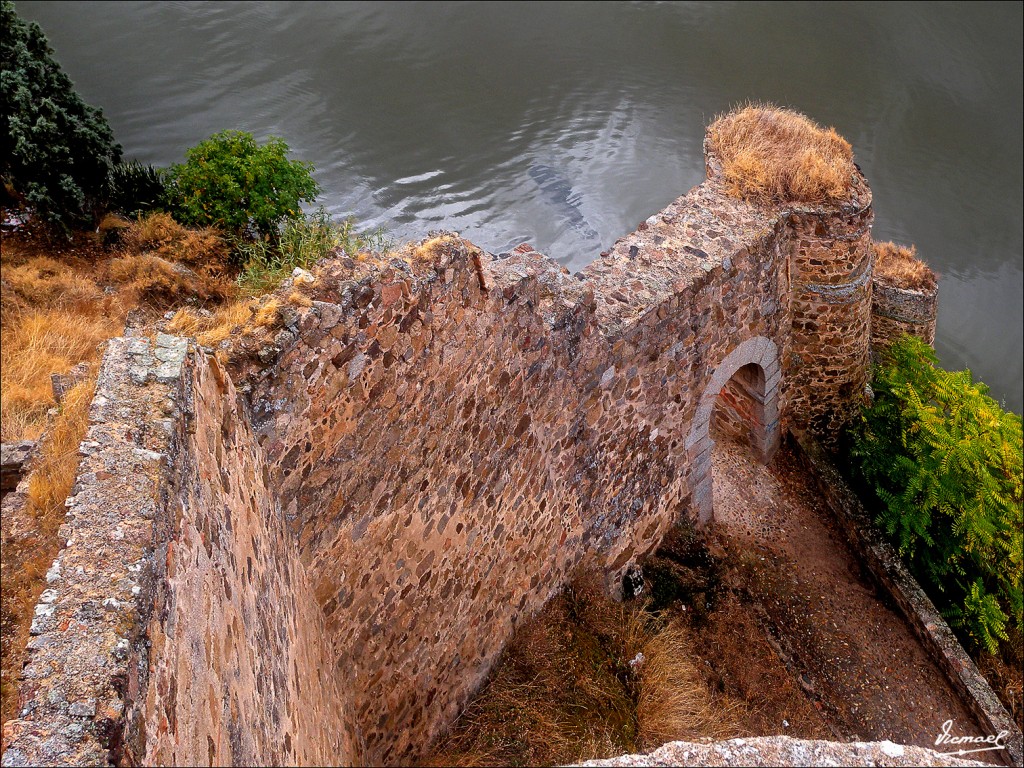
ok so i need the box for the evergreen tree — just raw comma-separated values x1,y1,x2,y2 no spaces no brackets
1,0,121,232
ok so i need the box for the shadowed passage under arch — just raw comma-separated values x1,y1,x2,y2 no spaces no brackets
685,336,781,525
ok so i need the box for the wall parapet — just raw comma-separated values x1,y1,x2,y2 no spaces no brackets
1,335,188,767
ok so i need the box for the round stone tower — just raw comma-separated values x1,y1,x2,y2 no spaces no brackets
784,176,874,443
702,107,875,446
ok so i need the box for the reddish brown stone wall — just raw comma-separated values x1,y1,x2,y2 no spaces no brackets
870,279,938,351
3,127,890,767
245,180,799,761
0,337,354,767
785,185,875,443
141,350,354,766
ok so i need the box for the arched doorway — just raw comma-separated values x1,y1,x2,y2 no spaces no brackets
685,337,781,525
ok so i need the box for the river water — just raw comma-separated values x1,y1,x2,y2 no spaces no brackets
15,1,1022,411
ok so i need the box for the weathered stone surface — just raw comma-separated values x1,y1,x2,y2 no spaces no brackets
575,736,987,767
0,441,35,496
2,123,964,768
871,278,938,351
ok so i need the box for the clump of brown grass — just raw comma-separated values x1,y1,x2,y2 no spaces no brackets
1,257,104,310
107,253,236,308
252,297,284,330
636,619,742,748
707,103,855,205
287,290,313,308
166,295,288,348
873,241,937,291
167,302,249,346
1,375,96,726
423,570,736,766
119,212,230,274
0,310,120,441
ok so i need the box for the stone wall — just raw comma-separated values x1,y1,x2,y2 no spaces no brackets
235,164,864,760
4,124,943,767
140,346,353,766
870,279,938,351
1,337,353,767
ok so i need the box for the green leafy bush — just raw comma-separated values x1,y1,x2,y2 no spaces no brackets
236,207,388,293
850,335,1023,655
107,160,167,218
0,0,122,232
166,130,319,240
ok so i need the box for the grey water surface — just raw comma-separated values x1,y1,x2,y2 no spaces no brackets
13,1,1022,411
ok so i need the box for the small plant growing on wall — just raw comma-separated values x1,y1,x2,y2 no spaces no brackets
850,335,1022,657
166,129,320,241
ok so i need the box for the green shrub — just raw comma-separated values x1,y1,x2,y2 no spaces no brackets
850,335,1023,655
166,130,319,240
0,0,122,232
107,160,167,218
236,207,388,293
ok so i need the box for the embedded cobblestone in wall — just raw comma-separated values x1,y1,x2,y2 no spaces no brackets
3,122,951,767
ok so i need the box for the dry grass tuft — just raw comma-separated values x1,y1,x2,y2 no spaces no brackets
707,103,855,205
1,257,104,310
423,570,737,766
636,619,741,747
873,241,937,291
287,290,313,308
252,297,284,330
1,375,96,725
107,253,235,308
167,301,257,347
119,212,230,274
0,310,120,441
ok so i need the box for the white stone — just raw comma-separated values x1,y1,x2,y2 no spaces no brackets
879,741,905,758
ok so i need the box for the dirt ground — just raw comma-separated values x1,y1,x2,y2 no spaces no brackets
705,433,1000,762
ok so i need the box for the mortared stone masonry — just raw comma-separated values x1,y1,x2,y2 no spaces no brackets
1,124,939,766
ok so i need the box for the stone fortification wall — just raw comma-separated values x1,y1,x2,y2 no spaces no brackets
1,337,353,767
870,279,938,350
4,125,902,766
141,345,352,765
242,167,857,760
784,192,874,440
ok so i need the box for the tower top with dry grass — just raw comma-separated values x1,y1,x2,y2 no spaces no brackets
706,104,856,206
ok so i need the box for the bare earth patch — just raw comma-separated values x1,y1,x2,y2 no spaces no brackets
708,434,997,762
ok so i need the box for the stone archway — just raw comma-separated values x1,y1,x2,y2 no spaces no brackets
685,336,781,525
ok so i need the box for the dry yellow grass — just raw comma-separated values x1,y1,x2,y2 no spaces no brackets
1,375,96,725
166,297,287,348
707,103,855,205
107,253,235,308
1,256,104,309
118,211,230,274
287,290,313,308
0,310,120,441
873,241,937,291
252,297,284,330
423,570,738,766
636,619,741,748
1,212,238,443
